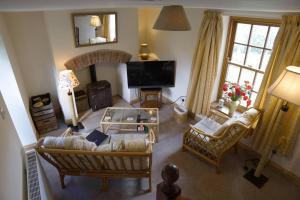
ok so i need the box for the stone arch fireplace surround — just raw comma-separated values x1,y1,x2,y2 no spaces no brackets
63,49,132,113
64,49,132,71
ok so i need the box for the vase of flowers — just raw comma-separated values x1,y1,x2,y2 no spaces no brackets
222,81,252,116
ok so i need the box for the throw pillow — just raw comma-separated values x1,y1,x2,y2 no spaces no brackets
86,129,109,146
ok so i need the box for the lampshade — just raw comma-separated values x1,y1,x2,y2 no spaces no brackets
58,70,80,90
153,5,191,31
268,66,300,106
90,15,101,27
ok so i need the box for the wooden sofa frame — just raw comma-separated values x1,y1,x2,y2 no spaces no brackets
35,131,154,192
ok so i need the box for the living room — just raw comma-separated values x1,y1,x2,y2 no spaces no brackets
0,1,300,200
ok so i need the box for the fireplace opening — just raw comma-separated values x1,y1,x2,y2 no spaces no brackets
87,64,113,111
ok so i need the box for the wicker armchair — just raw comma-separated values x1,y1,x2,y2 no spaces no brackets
182,108,261,173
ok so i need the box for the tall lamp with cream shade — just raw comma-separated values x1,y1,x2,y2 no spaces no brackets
248,66,300,187
90,15,101,37
58,70,83,131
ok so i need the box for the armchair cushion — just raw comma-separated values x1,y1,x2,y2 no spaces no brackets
236,108,260,126
192,117,222,135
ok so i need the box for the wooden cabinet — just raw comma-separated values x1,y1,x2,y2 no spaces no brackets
30,93,58,135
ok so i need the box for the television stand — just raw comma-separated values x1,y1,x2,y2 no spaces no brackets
139,88,162,108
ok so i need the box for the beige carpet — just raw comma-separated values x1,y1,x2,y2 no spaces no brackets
40,96,300,200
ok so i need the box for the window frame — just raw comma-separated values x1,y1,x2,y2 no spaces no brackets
217,16,281,108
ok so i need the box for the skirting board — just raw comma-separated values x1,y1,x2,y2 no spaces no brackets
238,142,300,187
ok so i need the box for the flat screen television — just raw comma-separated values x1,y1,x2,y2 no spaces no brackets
126,60,175,88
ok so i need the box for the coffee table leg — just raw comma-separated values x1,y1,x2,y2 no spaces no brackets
150,125,159,143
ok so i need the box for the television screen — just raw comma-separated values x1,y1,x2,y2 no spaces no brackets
126,61,175,88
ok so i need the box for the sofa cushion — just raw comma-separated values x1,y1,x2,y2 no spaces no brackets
43,135,97,151
96,143,112,152
123,138,147,152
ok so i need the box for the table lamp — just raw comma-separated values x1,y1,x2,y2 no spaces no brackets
90,15,101,37
58,70,83,131
247,66,300,188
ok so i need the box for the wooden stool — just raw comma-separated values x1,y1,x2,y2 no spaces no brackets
140,88,162,108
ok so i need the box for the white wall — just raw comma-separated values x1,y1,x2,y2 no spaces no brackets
0,92,25,200
0,14,37,146
74,15,95,44
138,8,204,102
44,8,139,122
117,63,131,102
3,12,58,101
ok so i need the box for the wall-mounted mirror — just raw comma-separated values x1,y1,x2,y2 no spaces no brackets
72,12,117,47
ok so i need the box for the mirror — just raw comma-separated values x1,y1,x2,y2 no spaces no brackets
72,12,117,47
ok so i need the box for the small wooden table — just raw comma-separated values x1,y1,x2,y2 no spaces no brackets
140,88,162,108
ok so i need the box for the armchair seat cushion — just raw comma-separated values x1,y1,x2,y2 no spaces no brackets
192,117,222,135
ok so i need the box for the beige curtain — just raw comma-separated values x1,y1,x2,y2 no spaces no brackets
252,15,300,176
101,15,110,41
186,11,223,116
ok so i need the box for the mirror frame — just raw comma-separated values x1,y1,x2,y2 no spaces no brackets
72,12,118,48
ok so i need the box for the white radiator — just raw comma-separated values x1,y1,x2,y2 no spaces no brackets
26,150,41,200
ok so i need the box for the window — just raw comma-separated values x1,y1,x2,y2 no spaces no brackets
219,17,281,107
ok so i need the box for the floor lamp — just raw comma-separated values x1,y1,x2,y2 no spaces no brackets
245,66,300,188
58,70,83,131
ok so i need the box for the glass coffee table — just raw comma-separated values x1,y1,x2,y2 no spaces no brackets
100,107,159,142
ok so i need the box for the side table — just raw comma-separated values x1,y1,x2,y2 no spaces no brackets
140,88,162,108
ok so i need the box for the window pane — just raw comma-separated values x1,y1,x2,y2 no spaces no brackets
231,44,247,64
234,23,251,44
266,26,279,49
249,25,268,47
226,64,240,83
260,50,271,71
253,73,264,92
239,68,255,86
245,47,263,68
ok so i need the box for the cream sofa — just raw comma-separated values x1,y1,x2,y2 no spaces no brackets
36,128,155,191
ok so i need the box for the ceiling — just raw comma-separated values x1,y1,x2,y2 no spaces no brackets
0,0,299,12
